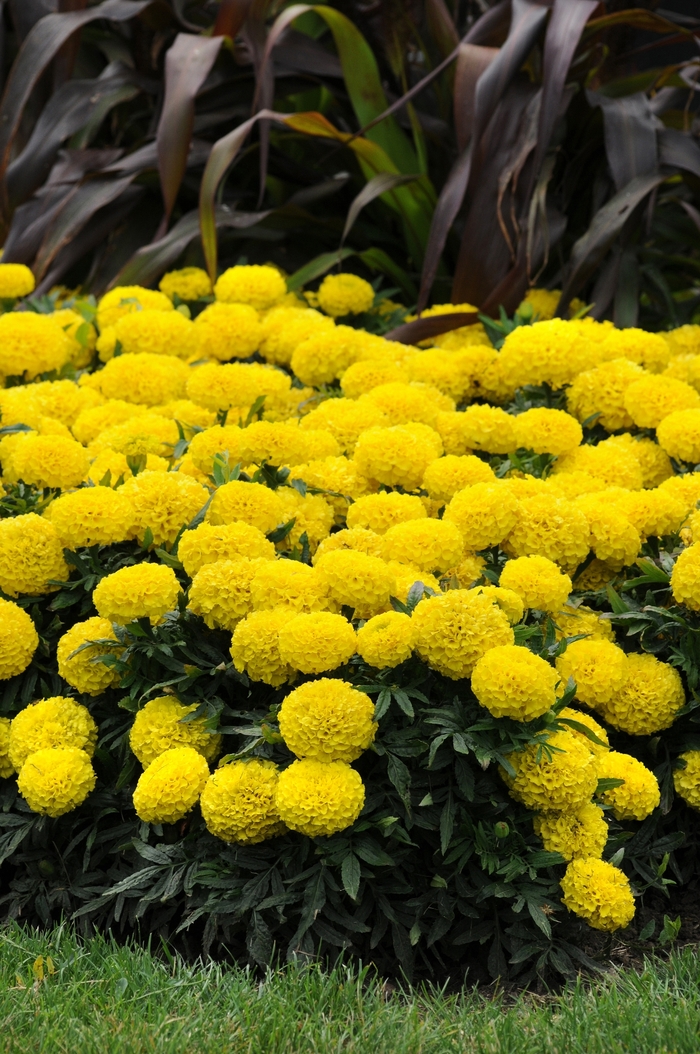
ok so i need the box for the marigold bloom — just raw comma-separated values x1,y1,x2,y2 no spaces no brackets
113,309,201,360
412,589,514,679
275,758,365,837
93,563,180,624
356,610,414,668
96,285,173,331
555,638,629,709
132,745,209,824
179,521,274,577
9,696,97,771
671,543,700,609
534,803,608,861
503,493,589,571
214,264,286,311
230,608,292,686
444,482,519,551
187,557,263,630
560,858,635,932
501,729,598,811
0,312,71,378
205,479,285,534
318,273,374,317
0,598,38,680
499,555,571,612
598,653,684,735
194,301,262,361
0,513,69,596
18,746,96,818
346,491,426,534
129,696,221,768
314,549,395,618
382,518,464,574
0,262,35,298
11,433,89,490
471,644,559,721
673,751,700,810
120,470,208,547
278,679,375,762
200,759,284,844
624,374,700,429
159,266,212,301
353,423,441,491
46,486,136,548
513,407,582,456
57,616,121,696
596,751,660,820
422,454,495,504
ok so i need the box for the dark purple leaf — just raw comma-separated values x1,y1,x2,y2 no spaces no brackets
587,90,660,192
659,127,700,179
385,312,479,344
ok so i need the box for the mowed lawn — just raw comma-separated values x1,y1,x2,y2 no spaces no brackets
0,922,697,1053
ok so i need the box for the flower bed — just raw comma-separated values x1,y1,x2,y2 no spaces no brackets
0,262,699,980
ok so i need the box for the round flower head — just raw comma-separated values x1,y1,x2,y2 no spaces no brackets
599,326,670,372
566,358,645,432
86,449,168,487
472,585,524,625
194,302,262,361
0,513,69,596
317,273,374,317
238,420,337,468
230,608,292,686
278,679,376,762
187,423,246,473
11,434,88,490
275,758,365,837
596,751,660,821
574,500,640,569
534,803,608,861
597,653,684,736
112,309,200,361
660,471,700,514
314,549,395,618
458,404,517,454
50,312,95,368
471,645,559,721
300,398,387,455
503,494,589,571
555,638,628,709
412,589,514,679
656,408,700,464
17,746,96,818
605,433,673,489
200,759,284,844
671,543,700,609
403,348,477,402
129,696,221,768
501,729,598,811
188,557,264,630
0,262,34,298
274,489,333,555
341,359,408,399
95,353,190,407
673,751,700,810
422,454,495,504
85,412,180,461
9,696,97,771
96,286,173,331
513,408,582,456
554,440,643,490
557,707,609,756
356,610,414,668
359,382,454,429
0,718,13,778
250,561,329,613
159,266,212,301
623,374,700,429
381,518,463,574
346,491,426,534
119,470,208,547
291,325,368,386
444,482,519,551
499,319,603,389
0,598,38,680
132,745,209,824
206,480,285,534
46,486,135,548
353,424,441,491
386,561,439,604
259,305,333,366
0,312,71,378
57,616,121,696
499,555,571,612
72,400,147,445
278,612,356,674
178,521,273,578
186,360,289,414
615,488,685,540
93,563,180,625
448,553,486,588
560,858,635,932
214,264,286,311
554,604,614,643
313,527,384,564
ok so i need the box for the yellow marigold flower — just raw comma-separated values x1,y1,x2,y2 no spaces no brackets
317,273,374,317
514,408,582,456
291,325,367,386
624,373,700,430
446,553,486,588
72,400,148,445
278,679,375,762
472,644,558,721
560,858,635,932
0,312,71,378
194,302,262,361
381,518,463,574
214,264,286,311
153,399,216,436
9,696,97,772
472,585,524,624
275,758,365,837
553,439,643,490
545,470,607,501
630,437,673,488
503,493,589,571
291,456,370,522
313,526,384,564
671,542,700,609
385,561,439,603
56,616,121,696
0,513,69,596
251,560,329,613
186,360,290,414
615,488,685,540
49,310,96,367
664,324,700,357
460,404,519,454
600,653,684,736
572,558,618,591
558,707,609,756
0,718,13,778
555,638,628,709
179,521,273,577
93,563,180,625
403,348,476,403
596,751,660,820
346,492,426,534
356,610,414,668
238,420,337,467
274,489,333,554
659,471,700,514
353,423,441,491
499,555,571,612
129,696,221,768
259,306,333,367
444,482,519,551
502,729,598,811
554,604,614,643
86,449,169,486
341,359,408,399
0,598,38,680
278,612,356,674
566,358,644,432
0,262,34,298
111,309,200,362
300,397,387,455
359,382,454,429
534,803,608,861
46,486,135,547
422,455,495,504
412,589,513,679
189,557,263,630
673,751,700,809
119,470,208,547
206,480,284,534
599,326,670,373
96,352,190,406
188,423,246,473
86,411,180,461
11,433,88,490
230,608,292,686
574,499,640,569
518,287,561,320
159,266,212,301
501,319,606,389
133,745,209,824
200,759,284,844
96,285,173,331
17,746,96,818
314,549,395,618
656,408,700,465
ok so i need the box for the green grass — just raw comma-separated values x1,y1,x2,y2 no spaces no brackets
0,922,697,1053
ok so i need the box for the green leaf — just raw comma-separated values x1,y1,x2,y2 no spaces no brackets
341,853,361,900
286,249,356,291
